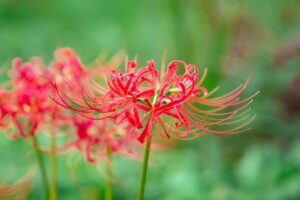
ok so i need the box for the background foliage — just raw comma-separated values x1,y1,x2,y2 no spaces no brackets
1,0,300,199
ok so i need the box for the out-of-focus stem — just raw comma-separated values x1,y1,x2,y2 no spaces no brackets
137,135,151,200
105,146,112,200
32,135,49,200
49,133,57,200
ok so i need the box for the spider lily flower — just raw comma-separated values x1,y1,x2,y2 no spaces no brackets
4,57,57,138
57,58,257,144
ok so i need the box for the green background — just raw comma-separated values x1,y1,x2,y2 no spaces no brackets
1,0,300,199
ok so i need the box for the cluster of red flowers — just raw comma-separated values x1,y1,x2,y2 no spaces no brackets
0,47,257,199
0,48,137,163
1,47,257,162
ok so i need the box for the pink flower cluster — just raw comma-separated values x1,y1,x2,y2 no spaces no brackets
1,47,257,161
0,48,136,163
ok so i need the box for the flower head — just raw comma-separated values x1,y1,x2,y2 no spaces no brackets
0,57,56,138
57,58,258,144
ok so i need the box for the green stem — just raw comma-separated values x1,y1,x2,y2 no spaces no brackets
137,136,151,200
32,136,49,200
105,146,112,200
49,133,57,200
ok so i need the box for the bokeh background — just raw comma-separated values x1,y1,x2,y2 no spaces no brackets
1,0,300,199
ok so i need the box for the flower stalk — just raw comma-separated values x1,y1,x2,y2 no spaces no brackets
50,132,57,200
137,135,151,200
32,135,49,200
105,146,112,200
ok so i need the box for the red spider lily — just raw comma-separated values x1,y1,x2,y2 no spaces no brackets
3,57,58,138
56,58,258,144
1,48,92,140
